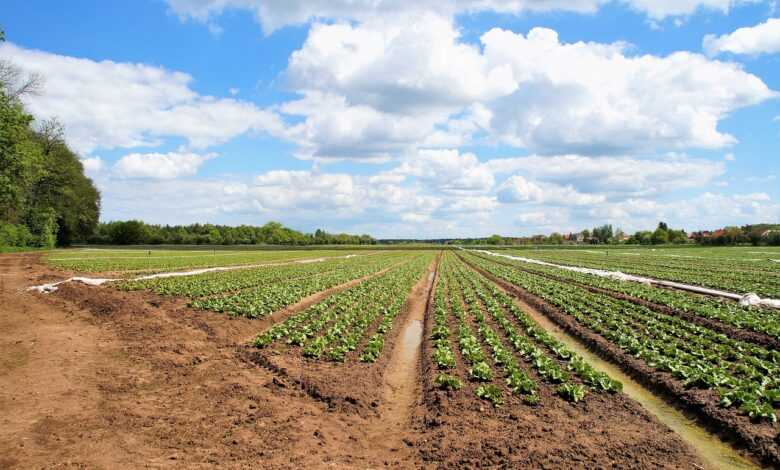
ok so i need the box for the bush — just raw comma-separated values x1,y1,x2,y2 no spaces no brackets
0,221,33,247
109,220,148,245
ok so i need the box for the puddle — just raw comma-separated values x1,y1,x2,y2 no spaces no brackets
515,298,761,470
396,320,423,365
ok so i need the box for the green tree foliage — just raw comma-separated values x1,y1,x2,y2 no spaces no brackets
485,234,505,245
88,220,376,246
547,232,564,244
624,222,687,245
651,227,669,244
0,41,101,248
591,224,613,244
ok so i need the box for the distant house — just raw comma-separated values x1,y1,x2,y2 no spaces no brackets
575,233,585,243
762,229,777,238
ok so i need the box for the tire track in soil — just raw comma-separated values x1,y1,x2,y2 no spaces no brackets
363,257,438,464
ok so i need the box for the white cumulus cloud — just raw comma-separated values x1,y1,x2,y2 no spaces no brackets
165,0,763,33
497,175,607,206
280,16,774,160
0,43,286,155
113,152,217,179
703,18,780,56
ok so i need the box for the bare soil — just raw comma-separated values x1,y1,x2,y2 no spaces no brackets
1,253,708,469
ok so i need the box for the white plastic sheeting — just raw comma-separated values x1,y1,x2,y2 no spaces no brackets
28,253,365,294
29,276,115,293
469,249,780,310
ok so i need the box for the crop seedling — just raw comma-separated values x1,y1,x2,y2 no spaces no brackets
435,373,463,391
475,384,503,407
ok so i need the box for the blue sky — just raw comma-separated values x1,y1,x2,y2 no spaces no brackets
2,0,779,238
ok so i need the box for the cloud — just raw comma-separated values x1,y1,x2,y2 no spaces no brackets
0,43,286,155
724,152,736,161
280,17,774,160
113,152,217,179
439,195,498,213
165,0,763,33
5,18,773,164
90,150,776,237
586,192,780,231
497,175,607,205
252,170,360,212
381,149,495,192
286,14,515,114
480,27,774,154
703,18,780,56
487,154,725,196
80,157,105,174
622,0,760,20
515,210,571,229
280,91,440,161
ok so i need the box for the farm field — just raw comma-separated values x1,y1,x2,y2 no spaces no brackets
502,246,780,298
44,248,363,274
0,246,777,468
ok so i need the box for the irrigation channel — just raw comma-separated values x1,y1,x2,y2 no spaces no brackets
507,295,760,470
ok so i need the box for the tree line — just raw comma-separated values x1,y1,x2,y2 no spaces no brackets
441,221,780,247
88,221,375,246
0,28,101,249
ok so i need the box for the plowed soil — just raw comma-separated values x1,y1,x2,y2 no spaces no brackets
1,253,706,469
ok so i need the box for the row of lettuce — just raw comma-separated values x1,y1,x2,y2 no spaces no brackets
463,251,779,423
504,248,780,298
253,253,434,362
117,252,408,318
47,249,362,273
430,253,622,407
478,252,780,341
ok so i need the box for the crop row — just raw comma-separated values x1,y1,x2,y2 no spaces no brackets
48,249,352,273
253,253,434,362
431,253,621,407
504,248,780,298
187,253,410,318
116,252,401,297
464,252,780,422
472,252,780,341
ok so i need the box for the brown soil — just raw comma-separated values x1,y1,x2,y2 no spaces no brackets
1,252,710,469
460,254,779,468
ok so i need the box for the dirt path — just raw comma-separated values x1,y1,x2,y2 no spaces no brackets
363,259,438,463
0,254,133,468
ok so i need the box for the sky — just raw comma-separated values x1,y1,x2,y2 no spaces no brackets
2,0,780,238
